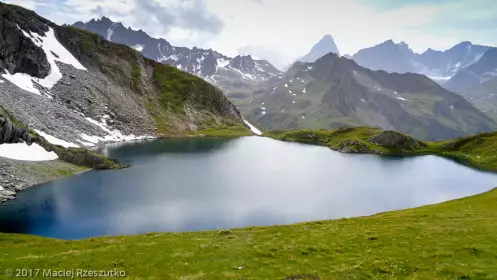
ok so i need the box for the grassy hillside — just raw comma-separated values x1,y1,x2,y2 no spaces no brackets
57,25,250,136
265,127,497,173
1,188,496,279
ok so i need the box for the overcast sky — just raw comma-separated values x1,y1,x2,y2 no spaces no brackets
7,0,497,69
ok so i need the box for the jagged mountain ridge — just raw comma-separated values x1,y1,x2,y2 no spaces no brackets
0,3,250,149
352,40,491,83
237,53,497,141
72,17,281,92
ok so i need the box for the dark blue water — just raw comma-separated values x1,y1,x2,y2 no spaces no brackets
0,136,496,240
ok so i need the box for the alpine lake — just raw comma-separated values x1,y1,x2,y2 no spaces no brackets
1,136,496,240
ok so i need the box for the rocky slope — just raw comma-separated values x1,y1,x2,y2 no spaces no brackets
352,40,491,84
0,3,250,149
72,17,281,94
0,106,126,203
237,53,497,141
449,76,497,121
443,48,497,121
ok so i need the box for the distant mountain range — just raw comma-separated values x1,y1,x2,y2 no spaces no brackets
71,18,497,140
235,53,496,141
72,17,282,93
352,40,491,83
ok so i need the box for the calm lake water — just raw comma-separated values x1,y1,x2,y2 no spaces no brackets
1,136,496,240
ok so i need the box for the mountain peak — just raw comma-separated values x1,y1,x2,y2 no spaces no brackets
317,34,335,45
97,16,113,24
297,34,340,63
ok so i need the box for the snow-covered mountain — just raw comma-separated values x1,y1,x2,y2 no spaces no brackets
72,17,281,92
298,35,340,63
445,48,497,90
352,40,491,84
417,42,491,82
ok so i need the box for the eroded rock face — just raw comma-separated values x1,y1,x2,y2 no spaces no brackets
0,117,32,144
0,3,51,77
368,131,426,151
337,140,370,153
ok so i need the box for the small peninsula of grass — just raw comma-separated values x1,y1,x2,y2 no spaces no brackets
265,127,497,173
190,123,254,138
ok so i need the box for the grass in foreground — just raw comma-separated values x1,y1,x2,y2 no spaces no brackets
265,127,497,173
1,189,497,279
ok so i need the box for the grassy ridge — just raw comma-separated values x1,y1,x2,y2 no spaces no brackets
1,189,497,279
62,26,251,137
265,127,497,173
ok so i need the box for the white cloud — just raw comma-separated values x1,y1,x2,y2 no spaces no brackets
6,0,497,69
205,0,450,66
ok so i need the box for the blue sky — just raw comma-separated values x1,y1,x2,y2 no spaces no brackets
6,0,497,68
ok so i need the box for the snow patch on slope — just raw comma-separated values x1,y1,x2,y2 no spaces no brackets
107,23,117,41
2,26,86,95
82,116,153,146
243,119,262,135
217,58,230,68
35,129,79,148
132,44,144,52
0,142,58,161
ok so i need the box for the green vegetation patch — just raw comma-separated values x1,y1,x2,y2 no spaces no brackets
1,188,497,279
191,123,254,137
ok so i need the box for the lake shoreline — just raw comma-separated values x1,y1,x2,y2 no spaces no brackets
3,126,497,204
0,132,255,204
2,188,497,279
264,128,497,174
2,135,497,240
0,157,90,204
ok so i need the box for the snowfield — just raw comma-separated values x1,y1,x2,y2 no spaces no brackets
132,44,144,52
34,129,80,148
2,26,86,95
0,142,58,161
243,119,262,135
